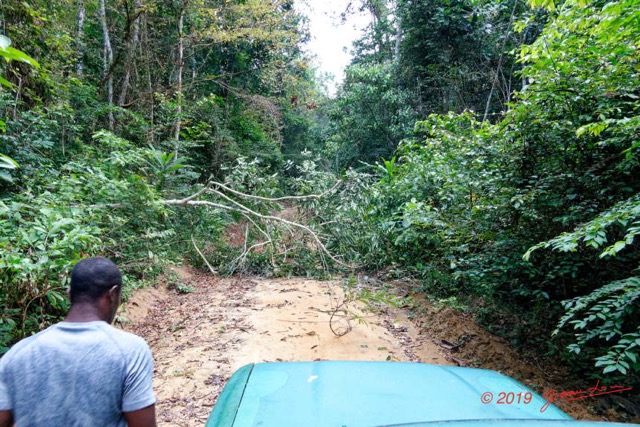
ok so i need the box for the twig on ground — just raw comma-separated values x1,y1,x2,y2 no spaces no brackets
329,301,353,337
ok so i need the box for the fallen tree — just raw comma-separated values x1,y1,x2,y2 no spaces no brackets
163,179,348,273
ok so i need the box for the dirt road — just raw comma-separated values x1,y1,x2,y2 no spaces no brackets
122,268,449,425
121,267,633,426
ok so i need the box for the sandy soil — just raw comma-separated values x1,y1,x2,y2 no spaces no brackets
120,267,638,426
122,268,449,426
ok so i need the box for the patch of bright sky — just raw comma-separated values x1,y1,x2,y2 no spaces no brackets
294,0,371,96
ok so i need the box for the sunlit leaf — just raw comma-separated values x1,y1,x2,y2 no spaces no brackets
0,76,12,89
0,35,11,49
0,154,19,170
0,46,40,68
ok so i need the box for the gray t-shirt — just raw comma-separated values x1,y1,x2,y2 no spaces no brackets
0,321,155,427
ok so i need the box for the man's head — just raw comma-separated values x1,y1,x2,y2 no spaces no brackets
69,257,123,323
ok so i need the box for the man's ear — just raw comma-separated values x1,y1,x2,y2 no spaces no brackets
108,285,121,301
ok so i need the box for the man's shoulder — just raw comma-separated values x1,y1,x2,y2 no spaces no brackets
2,322,150,364
1,324,59,361
94,323,151,353
97,322,147,342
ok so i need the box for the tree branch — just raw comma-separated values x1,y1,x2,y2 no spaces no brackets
191,234,216,274
163,182,351,268
211,180,342,202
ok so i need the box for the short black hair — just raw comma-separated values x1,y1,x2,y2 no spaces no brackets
69,257,122,303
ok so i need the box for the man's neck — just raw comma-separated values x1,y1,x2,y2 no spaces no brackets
64,304,109,323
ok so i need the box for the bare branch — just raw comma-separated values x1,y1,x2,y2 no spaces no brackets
212,180,342,202
208,187,255,214
191,235,216,275
230,239,272,275
172,184,211,205
240,212,270,241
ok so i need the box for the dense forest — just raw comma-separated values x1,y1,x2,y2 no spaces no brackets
1,0,638,390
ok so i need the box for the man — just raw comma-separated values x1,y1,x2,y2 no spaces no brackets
0,257,156,427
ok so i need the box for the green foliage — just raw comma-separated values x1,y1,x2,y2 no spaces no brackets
334,276,404,332
340,112,520,293
0,34,40,69
395,0,539,115
0,0,318,354
296,162,383,267
514,0,640,378
0,199,102,351
191,156,295,275
525,197,640,376
230,105,284,172
319,0,639,382
0,154,18,183
0,34,37,184
525,196,640,259
0,129,202,349
171,282,196,294
0,33,39,91
143,148,189,191
0,92,78,177
558,278,640,376
343,277,404,312
179,94,235,179
329,62,416,169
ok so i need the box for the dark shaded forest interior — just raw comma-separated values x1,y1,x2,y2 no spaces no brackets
1,0,639,421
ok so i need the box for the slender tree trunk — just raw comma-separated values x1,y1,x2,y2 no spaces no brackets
483,0,518,122
141,14,155,143
99,0,114,129
119,0,142,107
76,0,85,78
173,0,188,155
394,8,402,61
190,45,197,85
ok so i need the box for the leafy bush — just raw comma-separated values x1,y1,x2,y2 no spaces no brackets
0,129,204,350
560,278,639,376
525,197,640,377
0,198,102,352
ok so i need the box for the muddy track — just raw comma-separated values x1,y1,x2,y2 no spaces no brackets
119,267,635,426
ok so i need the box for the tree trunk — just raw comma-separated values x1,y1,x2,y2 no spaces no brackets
99,0,114,129
141,13,155,143
483,0,518,122
394,1,402,62
173,0,188,156
118,0,142,107
76,0,85,78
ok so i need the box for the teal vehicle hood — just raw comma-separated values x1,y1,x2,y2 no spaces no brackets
206,361,571,427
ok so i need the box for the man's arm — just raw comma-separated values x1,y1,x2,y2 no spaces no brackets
124,404,156,427
0,410,13,427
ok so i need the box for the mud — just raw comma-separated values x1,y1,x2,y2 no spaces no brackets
120,267,637,426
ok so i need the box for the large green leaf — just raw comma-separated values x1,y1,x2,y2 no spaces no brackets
0,46,40,68
0,76,13,89
0,154,18,170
